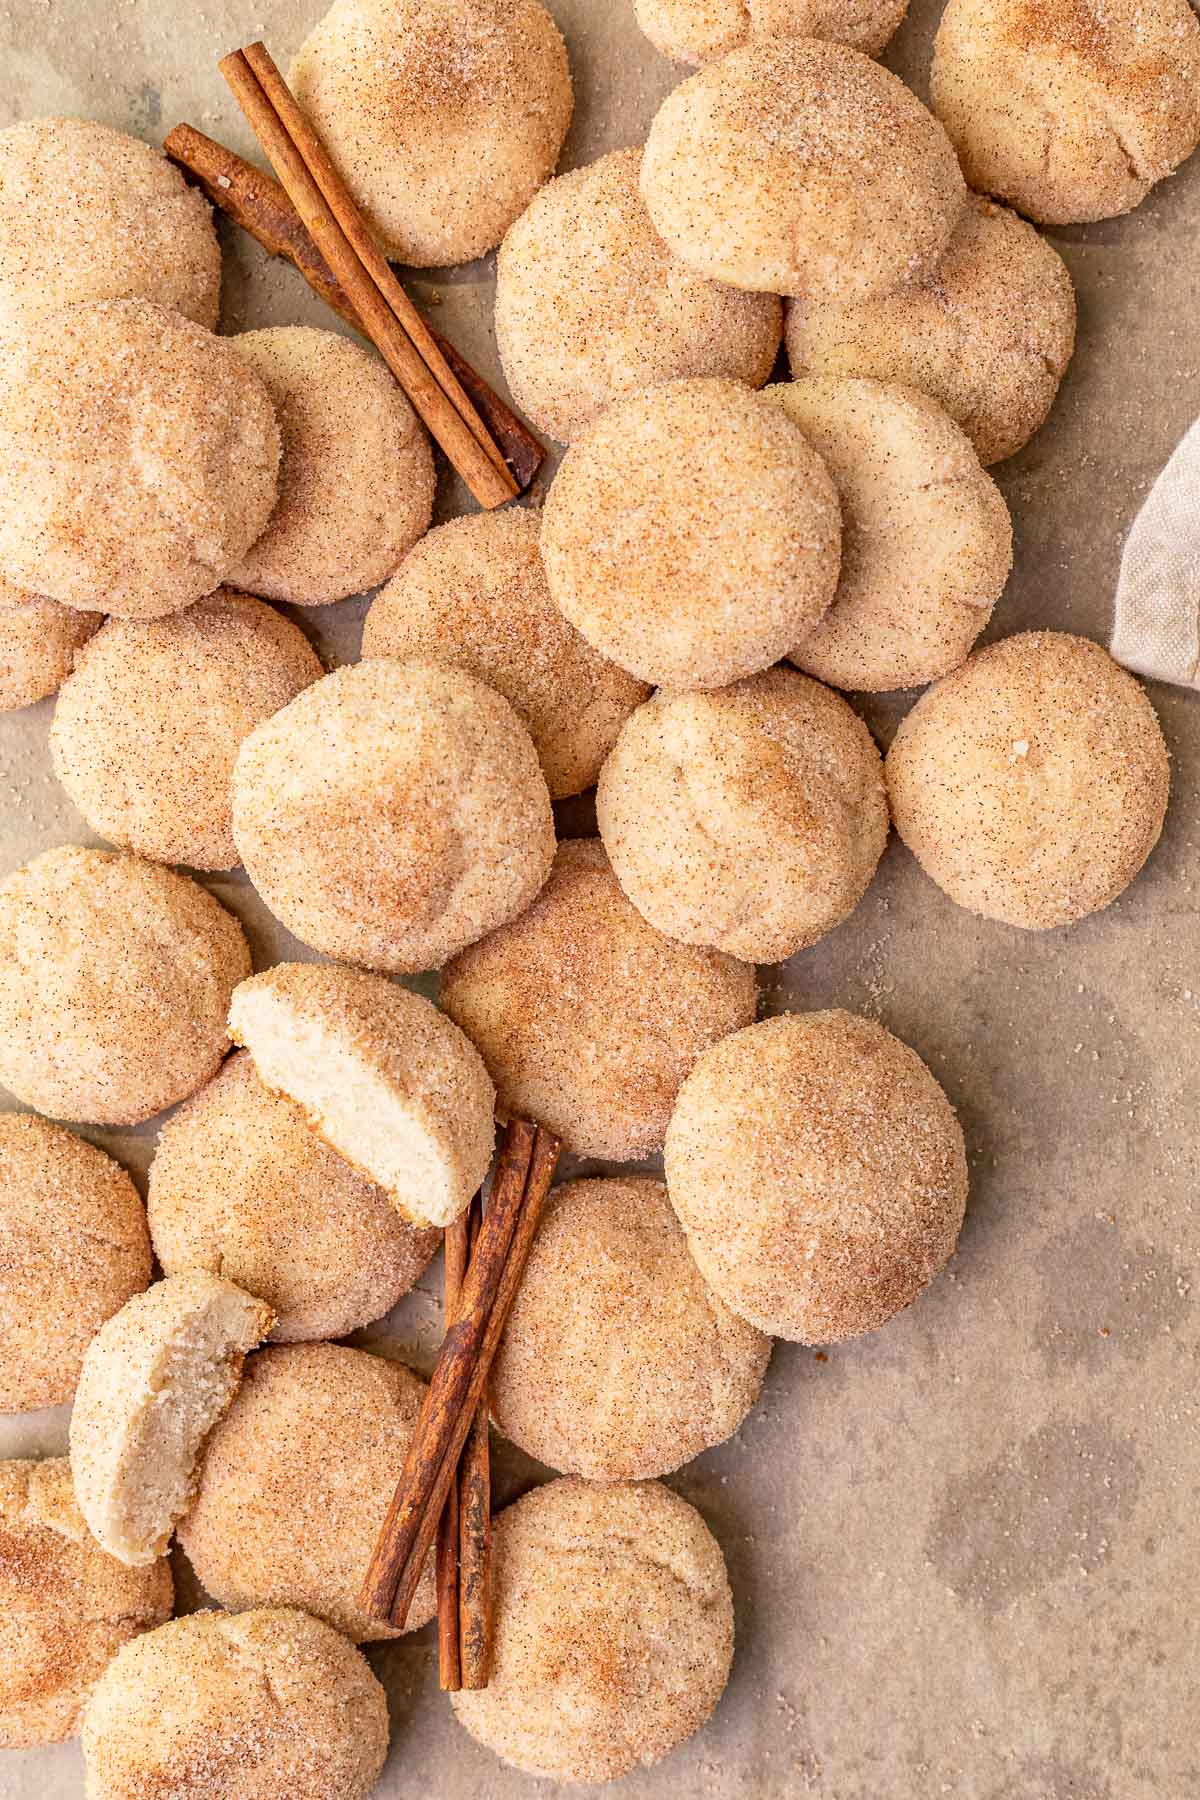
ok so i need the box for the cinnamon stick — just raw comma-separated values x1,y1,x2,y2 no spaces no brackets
218,45,518,510
166,125,543,492
434,1207,470,1692
457,1195,492,1689
358,1118,537,1623
385,1125,560,1631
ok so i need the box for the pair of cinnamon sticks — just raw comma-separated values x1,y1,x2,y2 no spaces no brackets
359,1119,560,1681
213,42,542,503
435,1192,490,1689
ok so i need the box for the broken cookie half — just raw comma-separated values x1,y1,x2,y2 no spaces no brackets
69,1271,274,1567
228,961,496,1230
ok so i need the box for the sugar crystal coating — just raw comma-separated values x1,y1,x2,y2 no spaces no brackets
0,846,250,1126
0,117,221,333
641,38,966,299
495,147,782,444
0,1457,171,1749
931,0,1200,224
441,838,757,1160
363,508,649,798
450,1477,734,1783
597,668,889,962
784,193,1077,465
0,299,280,620
886,631,1170,928
82,1607,388,1800
291,0,573,265
491,1176,771,1479
665,1010,968,1342
179,1342,437,1642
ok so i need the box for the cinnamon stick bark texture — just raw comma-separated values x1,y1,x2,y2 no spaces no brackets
358,1120,562,1631
435,1209,471,1692
163,124,543,491
358,1118,536,1624
458,1195,492,1689
217,45,518,508
386,1124,561,1632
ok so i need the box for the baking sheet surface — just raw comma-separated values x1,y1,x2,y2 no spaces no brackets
1,3,1198,1796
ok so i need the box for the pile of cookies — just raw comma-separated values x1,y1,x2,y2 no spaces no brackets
0,0,1189,1793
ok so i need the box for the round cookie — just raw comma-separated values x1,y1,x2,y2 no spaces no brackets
70,1273,275,1567
82,1607,388,1800
0,299,280,620
768,377,1013,690
494,147,782,445
784,193,1077,466
886,631,1170,929
49,590,323,871
0,1458,171,1748
0,117,220,334
597,670,888,963
540,379,841,689
491,1177,771,1479
149,1052,440,1342
0,845,250,1126
362,510,650,798
931,0,1200,224
229,326,435,605
665,1011,968,1342
232,659,555,973
0,594,102,713
179,1343,437,1641
640,39,966,299
451,1477,733,1783
0,1113,151,1413
635,0,909,61
229,961,495,1230
290,0,573,266
440,838,757,1161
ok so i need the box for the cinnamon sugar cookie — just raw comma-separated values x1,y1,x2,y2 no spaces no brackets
291,0,573,265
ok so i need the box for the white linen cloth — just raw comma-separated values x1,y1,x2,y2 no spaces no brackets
1111,416,1200,687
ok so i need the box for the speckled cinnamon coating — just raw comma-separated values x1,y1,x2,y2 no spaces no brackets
179,1343,437,1642
665,1010,968,1342
0,1113,151,1413
0,118,221,334
50,590,323,871
0,300,280,621
451,1477,733,1783
229,327,435,605
886,631,1170,929
931,0,1200,223
0,596,102,713
440,838,757,1160
491,1177,771,1479
635,0,909,60
0,1458,171,1749
540,378,842,689
494,148,782,444
290,0,573,266
82,1607,388,1800
148,1052,439,1342
229,961,495,1229
0,847,250,1126
784,193,1077,465
232,659,555,972
768,378,1013,690
597,670,888,963
363,510,649,798
640,39,966,299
